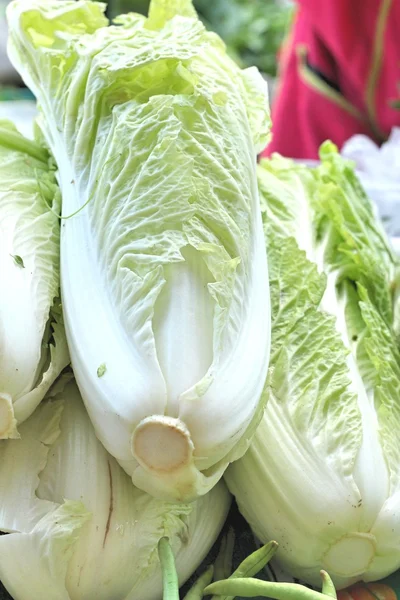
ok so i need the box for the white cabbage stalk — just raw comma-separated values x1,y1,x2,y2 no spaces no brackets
7,0,271,501
0,378,231,600
226,144,400,590
0,120,69,439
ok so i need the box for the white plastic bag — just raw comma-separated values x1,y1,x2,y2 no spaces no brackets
342,128,400,238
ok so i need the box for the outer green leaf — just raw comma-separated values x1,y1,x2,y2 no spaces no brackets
0,120,68,437
257,155,316,259
315,141,397,326
226,222,364,588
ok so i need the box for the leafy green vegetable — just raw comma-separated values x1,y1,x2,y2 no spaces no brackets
107,0,293,76
226,145,400,590
0,119,69,438
7,0,271,501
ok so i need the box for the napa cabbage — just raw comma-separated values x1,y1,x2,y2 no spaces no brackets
0,120,68,439
7,0,271,501
226,144,400,590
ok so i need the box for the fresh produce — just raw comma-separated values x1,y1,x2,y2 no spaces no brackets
226,143,400,589
157,531,339,600
107,0,293,78
204,574,338,599
6,0,271,503
0,120,68,439
0,378,230,600
3,0,400,595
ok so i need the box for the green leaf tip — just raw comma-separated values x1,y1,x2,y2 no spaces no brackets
97,363,107,377
10,254,25,268
183,565,214,600
320,571,337,598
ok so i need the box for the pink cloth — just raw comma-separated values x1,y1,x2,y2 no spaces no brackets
263,0,400,159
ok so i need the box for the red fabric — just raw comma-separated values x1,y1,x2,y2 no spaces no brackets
263,0,400,159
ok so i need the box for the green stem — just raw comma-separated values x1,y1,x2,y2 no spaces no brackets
320,571,337,599
158,537,180,600
0,126,49,163
213,528,235,582
232,541,278,579
183,565,214,600
211,541,278,600
205,577,334,599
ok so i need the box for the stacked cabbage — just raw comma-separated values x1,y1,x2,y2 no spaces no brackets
0,0,273,597
4,0,400,596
